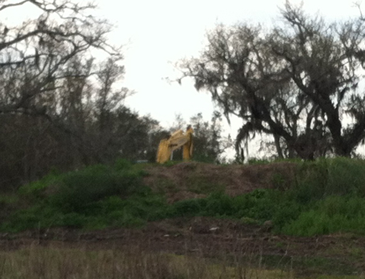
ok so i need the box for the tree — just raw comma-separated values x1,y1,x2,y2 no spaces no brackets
164,113,230,163
190,112,229,163
0,113,63,189
0,0,119,115
179,1,365,160
0,56,161,190
0,2,165,189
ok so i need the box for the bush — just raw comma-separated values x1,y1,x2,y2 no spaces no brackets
18,173,60,201
1,160,156,232
281,195,365,236
113,158,133,171
204,192,234,216
50,164,145,213
291,159,329,204
292,157,365,203
170,199,205,217
326,157,365,196
272,200,302,230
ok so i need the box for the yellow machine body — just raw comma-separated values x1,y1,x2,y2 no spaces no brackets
156,128,193,163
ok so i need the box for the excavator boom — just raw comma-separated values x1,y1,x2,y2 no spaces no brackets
156,127,193,163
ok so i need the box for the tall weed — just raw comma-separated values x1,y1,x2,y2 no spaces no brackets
294,157,365,199
282,195,365,236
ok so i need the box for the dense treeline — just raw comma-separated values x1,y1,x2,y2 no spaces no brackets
0,57,227,190
179,2,365,161
0,0,228,191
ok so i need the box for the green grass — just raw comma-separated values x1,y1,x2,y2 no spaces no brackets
3,157,365,277
186,176,224,194
4,157,365,237
281,195,365,236
1,158,167,232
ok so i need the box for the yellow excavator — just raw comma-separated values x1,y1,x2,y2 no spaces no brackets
156,125,193,163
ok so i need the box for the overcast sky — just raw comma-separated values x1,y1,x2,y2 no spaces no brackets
92,1,360,134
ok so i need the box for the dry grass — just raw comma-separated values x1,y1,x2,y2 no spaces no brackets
0,243,295,279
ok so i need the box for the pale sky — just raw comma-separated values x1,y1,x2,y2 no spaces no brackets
90,0,361,157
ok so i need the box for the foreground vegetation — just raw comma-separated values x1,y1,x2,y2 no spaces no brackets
1,157,365,238
0,243,362,279
0,244,302,279
0,157,365,278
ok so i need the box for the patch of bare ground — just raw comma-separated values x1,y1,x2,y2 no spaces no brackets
144,161,297,202
0,217,363,277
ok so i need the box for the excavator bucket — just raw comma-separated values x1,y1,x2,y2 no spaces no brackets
156,139,171,164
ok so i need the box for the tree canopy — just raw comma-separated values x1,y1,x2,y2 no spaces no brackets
179,1,365,160
0,0,228,189
0,0,121,115
0,0,160,189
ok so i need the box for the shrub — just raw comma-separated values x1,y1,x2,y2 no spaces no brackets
292,157,365,203
291,159,329,204
18,173,60,201
204,192,234,216
114,158,133,171
170,199,205,217
231,189,280,221
326,157,365,196
50,164,145,213
281,195,365,236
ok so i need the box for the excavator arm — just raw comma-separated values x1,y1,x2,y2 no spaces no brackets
156,127,193,163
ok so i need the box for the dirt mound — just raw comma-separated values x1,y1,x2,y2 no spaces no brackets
144,161,297,202
1,162,364,277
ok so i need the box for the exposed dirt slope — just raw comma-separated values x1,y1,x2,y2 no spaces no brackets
144,161,297,202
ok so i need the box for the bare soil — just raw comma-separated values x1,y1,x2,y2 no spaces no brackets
1,162,364,278
144,161,297,202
